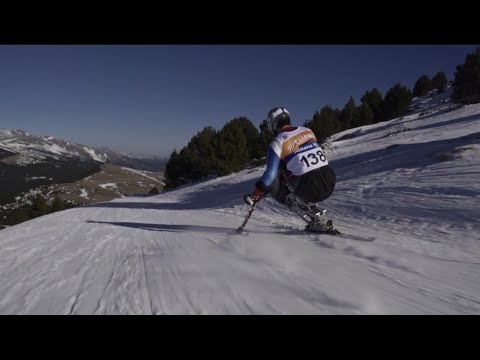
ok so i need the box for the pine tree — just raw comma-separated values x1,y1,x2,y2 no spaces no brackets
339,97,358,131
229,117,261,160
216,120,249,175
187,126,219,180
165,147,196,188
361,88,383,123
413,75,433,97
50,196,65,212
258,119,274,150
15,208,30,223
31,194,49,217
355,102,374,127
452,48,480,104
381,83,413,121
431,71,448,93
164,149,180,188
306,105,341,142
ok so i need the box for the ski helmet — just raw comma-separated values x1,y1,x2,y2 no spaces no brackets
267,106,291,133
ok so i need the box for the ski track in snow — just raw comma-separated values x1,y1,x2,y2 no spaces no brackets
1,93,480,314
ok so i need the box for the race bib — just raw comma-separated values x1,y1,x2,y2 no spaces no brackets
286,143,328,175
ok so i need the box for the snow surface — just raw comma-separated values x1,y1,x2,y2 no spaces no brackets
0,95,479,314
79,189,89,199
83,147,107,162
99,183,118,189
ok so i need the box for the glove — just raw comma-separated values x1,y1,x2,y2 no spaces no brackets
243,187,264,206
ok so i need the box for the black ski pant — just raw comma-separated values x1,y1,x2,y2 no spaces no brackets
271,165,336,205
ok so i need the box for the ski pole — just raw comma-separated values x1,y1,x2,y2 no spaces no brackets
236,200,259,233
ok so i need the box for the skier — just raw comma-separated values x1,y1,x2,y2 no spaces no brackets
244,106,337,232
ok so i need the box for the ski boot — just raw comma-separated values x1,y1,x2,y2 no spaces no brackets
305,218,339,234
287,195,324,221
286,194,338,234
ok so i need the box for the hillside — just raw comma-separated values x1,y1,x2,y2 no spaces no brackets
0,92,479,314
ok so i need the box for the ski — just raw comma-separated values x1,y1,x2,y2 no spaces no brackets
236,222,376,242
234,201,375,242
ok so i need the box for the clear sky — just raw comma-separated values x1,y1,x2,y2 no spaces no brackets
0,45,477,157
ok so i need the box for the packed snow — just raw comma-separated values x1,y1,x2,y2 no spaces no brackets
0,94,479,314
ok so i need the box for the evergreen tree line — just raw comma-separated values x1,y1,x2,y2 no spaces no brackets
304,82,414,143
452,47,480,104
415,47,480,104
2,195,75,227
165,47,480,188
165,117,275,188
413,71,448,97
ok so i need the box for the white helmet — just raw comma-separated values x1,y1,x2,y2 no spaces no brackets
267,106,291,133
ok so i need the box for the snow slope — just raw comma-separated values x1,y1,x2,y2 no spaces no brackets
1,95,479,314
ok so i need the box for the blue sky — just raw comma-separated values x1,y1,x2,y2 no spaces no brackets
0,45,477,157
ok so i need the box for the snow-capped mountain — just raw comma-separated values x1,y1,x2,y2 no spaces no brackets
0,129,108,165
0,129,167,171
0,130,167,206
0,89,479,314
0,130,107,205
